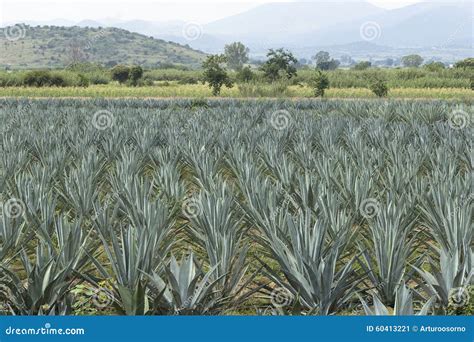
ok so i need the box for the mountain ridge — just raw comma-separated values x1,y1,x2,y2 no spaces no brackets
0,25,206,69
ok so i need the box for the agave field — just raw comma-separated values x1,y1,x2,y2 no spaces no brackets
0,98,472,316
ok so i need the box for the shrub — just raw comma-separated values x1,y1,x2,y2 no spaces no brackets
77,74,90,87
22,70,67,87
353,61,372,71
129,66,144,86
454,58,474,69
369,78,389,97
311,70,330,97
111,65,130,84
88,72,110,85
236,66,255,83
424,62,445,72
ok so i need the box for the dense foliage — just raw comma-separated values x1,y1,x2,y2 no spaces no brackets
260,49,298,81
0,98,472,316
0,66,472,91
202,55,233,96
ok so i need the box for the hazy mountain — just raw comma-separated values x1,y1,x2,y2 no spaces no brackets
290,1,473,48
137,1,470,60
2,1,471,63
204,1,385,36
0,25,206,69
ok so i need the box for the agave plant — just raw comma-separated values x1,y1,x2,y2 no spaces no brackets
187,182,257,307
0,97,470,316
258,207,359,315
412,247,473,313
0,209,93,314
91,194,175,315
0,241,83,315
59,151,104,217
359,196,418,306
0,208,24,262
147,252,223,315
359,284,435,316
419,178,472,260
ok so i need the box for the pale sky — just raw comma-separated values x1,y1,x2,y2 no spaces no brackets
0,0,434,25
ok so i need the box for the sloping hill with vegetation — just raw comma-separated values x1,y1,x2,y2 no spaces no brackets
0,25,206,69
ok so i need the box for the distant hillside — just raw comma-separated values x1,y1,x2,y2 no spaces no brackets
0,25,206,69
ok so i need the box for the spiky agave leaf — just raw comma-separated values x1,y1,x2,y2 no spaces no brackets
359,195,417,306
91,195,175,315
359,284,435,316
147,252,224,315
187,181,255,305
258,207,358,315
0,244,78,315
412,247,473,312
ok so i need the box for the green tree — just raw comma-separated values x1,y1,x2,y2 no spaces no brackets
311,70,330,97
353,61,371,70
202,54,233,96
129,65,144,86
313,51,340,70
454,58,474,69
261,48,298,81
340,54,353,65
313,51,330,65
224,42,249,71
111,65,130,84
401,54,424,68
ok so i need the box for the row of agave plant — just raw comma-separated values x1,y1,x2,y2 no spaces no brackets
0,98,472,316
